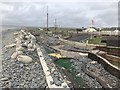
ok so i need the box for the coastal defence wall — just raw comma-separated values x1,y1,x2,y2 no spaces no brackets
88,52,120,79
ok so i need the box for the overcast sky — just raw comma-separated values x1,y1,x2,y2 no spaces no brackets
0,0,119,28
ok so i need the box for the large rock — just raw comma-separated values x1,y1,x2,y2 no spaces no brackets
11,51,23,59
17,55,32,63
16,46,25,51
28,43,33,48
28,43,36,51
23,41,30,46
1,77,9,81
5,44,16,49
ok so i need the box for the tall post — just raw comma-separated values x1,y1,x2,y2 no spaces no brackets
47,6,48,31
91,19,94,39
54,18,56,34
55,18,57,32
55,18,57,30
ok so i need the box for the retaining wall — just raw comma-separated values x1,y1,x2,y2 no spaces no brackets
88,52,120,79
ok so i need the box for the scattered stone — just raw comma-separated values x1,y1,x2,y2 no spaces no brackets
76,73,80,77
1,77,9,81
50,81,54,85
11,51,23,59
63,85,67,88
5,44,16,49
20,64,24,67
16,46,25,51
54,80,62,86
35,62,38,64
17,55,32,63
90,61,97,64
28,43,36,51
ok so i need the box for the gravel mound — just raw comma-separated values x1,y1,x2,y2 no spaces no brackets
1,30,48,88
1,49,48,88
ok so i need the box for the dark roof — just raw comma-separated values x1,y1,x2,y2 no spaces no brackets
102,36,120,47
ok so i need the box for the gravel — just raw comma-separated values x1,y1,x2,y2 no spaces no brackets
39,46,67,87
70,56,120,88
86,61,120,88
1,30,48,88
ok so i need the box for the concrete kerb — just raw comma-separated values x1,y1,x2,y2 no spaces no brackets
36,47,70,89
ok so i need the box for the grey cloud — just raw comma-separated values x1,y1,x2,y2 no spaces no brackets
1,1,118,27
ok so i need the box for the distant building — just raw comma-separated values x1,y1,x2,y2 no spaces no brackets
114,29,119,36
39,28,43,31
84,27,97,32
101,29,119,36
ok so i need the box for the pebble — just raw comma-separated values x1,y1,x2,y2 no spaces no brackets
50,81,54,85
63,85,67,88
20,64,24,67
1,77,9,81
54,80,62,86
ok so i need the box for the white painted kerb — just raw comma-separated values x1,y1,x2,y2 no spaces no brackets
37,47,70,89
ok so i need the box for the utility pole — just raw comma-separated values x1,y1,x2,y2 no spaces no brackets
55,18,57,30
47,6,49,31
91,19,94,39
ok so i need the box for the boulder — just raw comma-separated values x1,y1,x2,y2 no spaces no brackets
23,41,30,46
5,44,16,49
11,51,23,59
28,43,33,48
1,77,9,81
17,55,32,63
13,32,19,36
16,46,24,51
28,43,36,51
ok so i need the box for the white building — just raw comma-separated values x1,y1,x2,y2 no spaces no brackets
114,29,119,35
84,27,97,32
